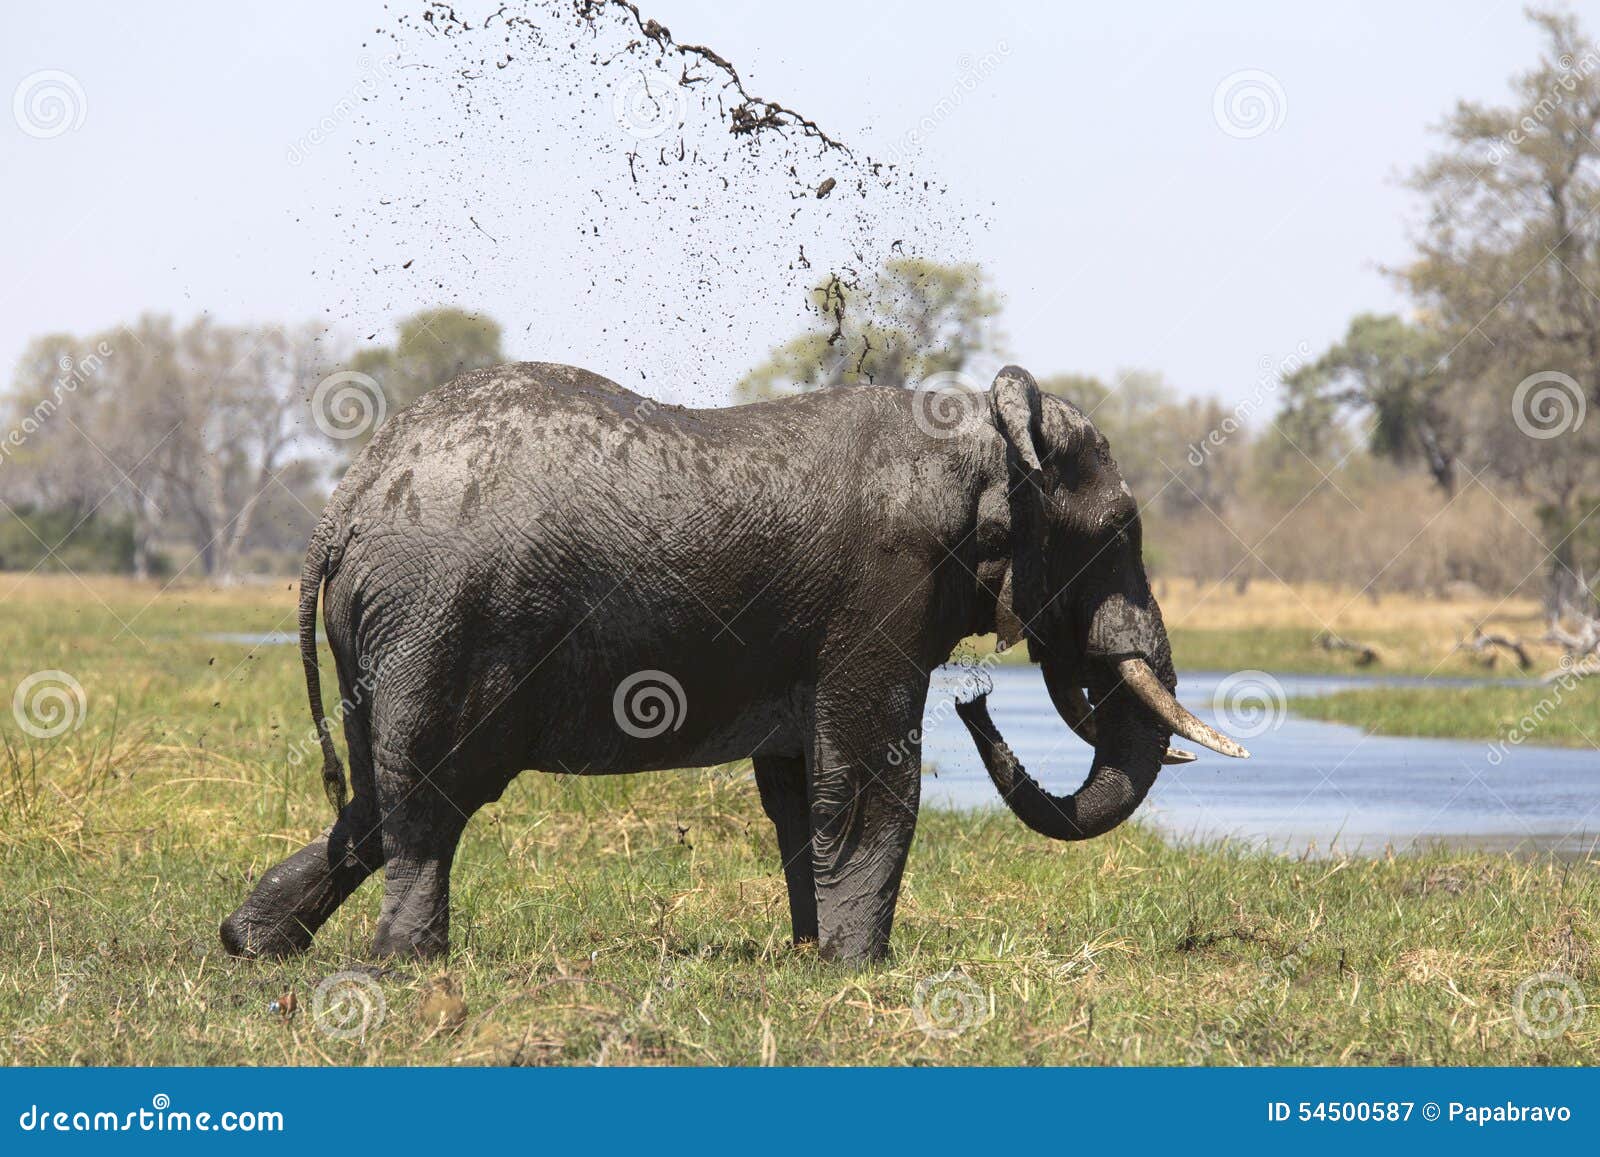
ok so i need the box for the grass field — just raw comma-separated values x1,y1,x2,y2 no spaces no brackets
1,575,1597,1066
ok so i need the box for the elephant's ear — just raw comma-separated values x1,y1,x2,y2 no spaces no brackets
989,367,1046,645
990,366,1043,474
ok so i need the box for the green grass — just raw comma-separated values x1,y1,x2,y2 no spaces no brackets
1291,682,1600,748
1,577,1598,1066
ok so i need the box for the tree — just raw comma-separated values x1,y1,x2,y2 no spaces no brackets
3,315,333,582
346,308,504,443
3,320,178,578
735,259,1001,400
1282,314,1459,494
1399,7,1600,610
152,318,333,581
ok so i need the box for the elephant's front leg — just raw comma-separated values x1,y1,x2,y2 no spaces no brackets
754,754,818,945
809,683,925,962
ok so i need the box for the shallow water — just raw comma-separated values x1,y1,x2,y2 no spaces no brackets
205,632,298,647
921,666,1600,858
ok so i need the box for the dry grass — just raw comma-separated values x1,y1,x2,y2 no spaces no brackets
1155,577,1545,639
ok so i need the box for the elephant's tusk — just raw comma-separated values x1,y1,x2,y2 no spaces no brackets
1116,658,1251,759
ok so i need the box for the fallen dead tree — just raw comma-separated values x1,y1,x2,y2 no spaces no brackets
1453,606,1600,683
1543,611,1600,683
1315,630,1381,667
1454,627,1533,671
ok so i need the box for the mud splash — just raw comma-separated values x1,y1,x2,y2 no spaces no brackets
341,0,976,402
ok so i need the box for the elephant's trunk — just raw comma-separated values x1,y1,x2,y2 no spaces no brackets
955,678,1166,842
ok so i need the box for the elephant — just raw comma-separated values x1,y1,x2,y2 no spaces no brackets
220,361,1247,964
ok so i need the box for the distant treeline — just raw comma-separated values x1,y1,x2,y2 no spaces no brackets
0,308,502,582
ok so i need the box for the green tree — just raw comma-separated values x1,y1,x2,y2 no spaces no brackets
735,259,1000,401
1282,315,1458,494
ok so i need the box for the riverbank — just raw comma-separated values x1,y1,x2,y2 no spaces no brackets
1290,682,1600,748
1,575,1596,1065
978,577,1572,679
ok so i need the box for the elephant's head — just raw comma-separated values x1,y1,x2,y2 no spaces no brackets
960,365,1248,841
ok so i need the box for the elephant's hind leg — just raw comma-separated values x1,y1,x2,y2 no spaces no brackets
220,800,385,958
754,754,817,945
367,735,479,960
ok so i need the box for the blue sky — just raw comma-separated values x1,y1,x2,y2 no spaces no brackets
0,1,1551,406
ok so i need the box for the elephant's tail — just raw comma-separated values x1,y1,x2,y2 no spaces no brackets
299,519,346,814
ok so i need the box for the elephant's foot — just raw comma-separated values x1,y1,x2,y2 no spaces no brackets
816,916,893,965
219,807,385,961
370,848,456,960
369,923,449,960
220,908,316,959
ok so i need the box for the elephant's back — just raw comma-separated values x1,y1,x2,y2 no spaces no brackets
328,363,686,532
320,362,862,628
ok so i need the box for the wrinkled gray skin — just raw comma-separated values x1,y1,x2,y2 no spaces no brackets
221,362,1192,963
